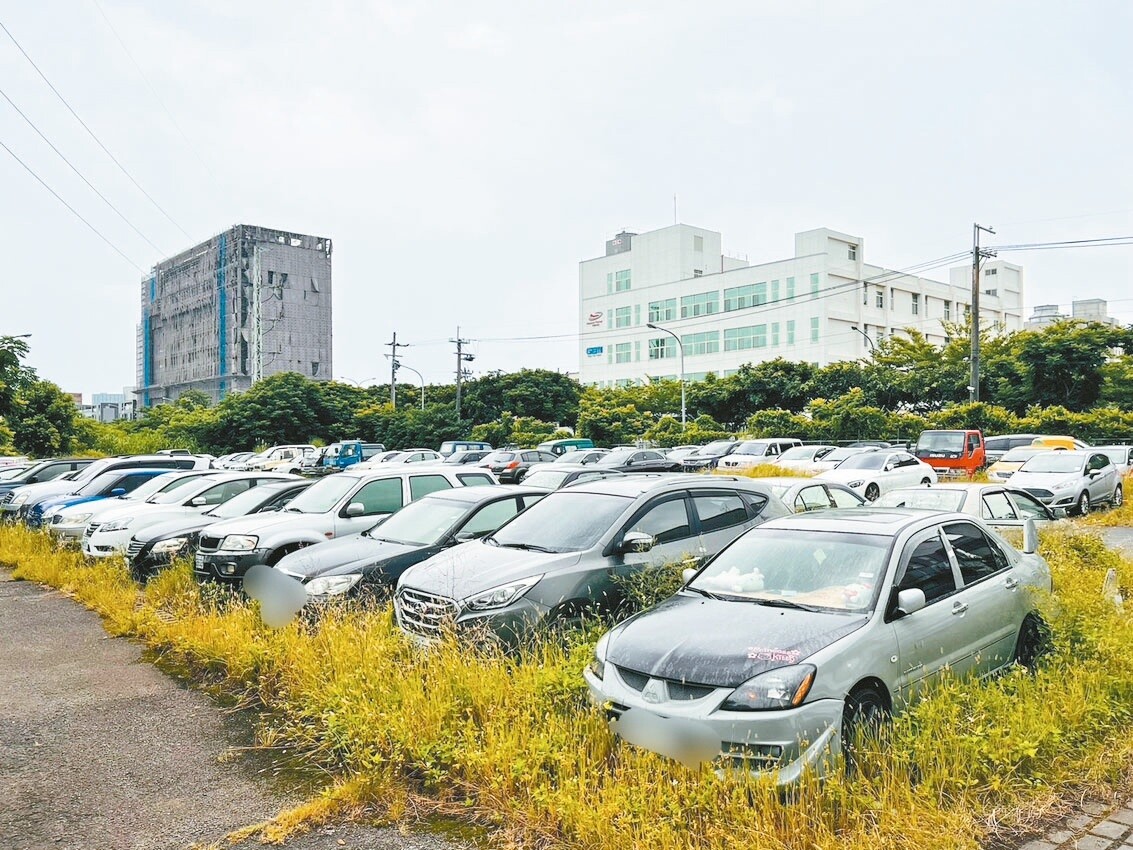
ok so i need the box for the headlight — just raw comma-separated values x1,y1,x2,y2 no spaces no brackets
719,664,816,712
848,480,865,489
10,494,28,507
61,511,93,525
100,518,134,532
463,574,543,611
305,573,362,597
219,534,259,551
589,632,610,680
151,537,188,555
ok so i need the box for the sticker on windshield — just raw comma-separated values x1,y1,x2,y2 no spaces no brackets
814,550,827,564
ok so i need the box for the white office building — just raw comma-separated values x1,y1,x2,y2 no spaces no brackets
578,224,1024,386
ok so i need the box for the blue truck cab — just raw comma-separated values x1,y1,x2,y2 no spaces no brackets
315,440,386,473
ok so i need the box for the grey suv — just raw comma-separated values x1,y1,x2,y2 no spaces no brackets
394,476,791,644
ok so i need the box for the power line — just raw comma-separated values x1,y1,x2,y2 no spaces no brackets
0,83,166,255
0,135,142,270
0,17,191,239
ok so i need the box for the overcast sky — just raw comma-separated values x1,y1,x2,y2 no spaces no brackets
2,1,1131,399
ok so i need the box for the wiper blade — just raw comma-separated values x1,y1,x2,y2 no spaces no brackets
497,542,555,553
751,597,821,612
684,585,725,601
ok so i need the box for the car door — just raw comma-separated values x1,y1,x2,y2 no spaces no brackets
889,527,966,703
1086,453,1117,504
1005,490,1054,523
617,492,697,569
979,489,1022,528
941,521,1022,675
690,490,758,559
827,485,864,508
892,452,925,488
794,484,834,513
335,476,404,536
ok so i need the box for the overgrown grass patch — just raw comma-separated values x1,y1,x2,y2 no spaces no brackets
3,523,1133,849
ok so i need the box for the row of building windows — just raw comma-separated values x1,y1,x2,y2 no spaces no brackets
607,318,819,365
865,286,961,320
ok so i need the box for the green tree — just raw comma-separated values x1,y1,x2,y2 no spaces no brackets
0,335,34,424
10,380,79,456
460,369,581,426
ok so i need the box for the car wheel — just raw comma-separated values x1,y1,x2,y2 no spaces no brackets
841,684,889,773
1074,491,1090,517
1013,614,1050,670
1114,485,1124,508
864,484,880,502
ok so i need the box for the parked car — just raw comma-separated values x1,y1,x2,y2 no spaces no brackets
983,434,1041,466
193,465,497,585
1030,435,1089,451
308,441,387,475
536,438,596,457
394,476,792,644
552,448,609,465
438,440,493,457
773,445,837,471
0,458,96,508
717,439,805,471
82,472,299,557
681,440,740,472
585,508,1052,782
1095,445,1133,478
25,468,174,529
664,446,701,462
591,448,683,474
1008,450,1121,516
872,483,1057,527
127,479,313,580
479,449,559,483
521,465,626,490
48,470,221,542
0,465,31,481
215,452,255,470
807,446,877,473
817,450,937,501
847,440,893,448
275,485,547,602
442,449,495,466
986,447,1053,482
756,477,865,513
360,449,444,468
238,445,317,472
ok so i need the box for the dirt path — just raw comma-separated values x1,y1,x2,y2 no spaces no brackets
0,572,466,850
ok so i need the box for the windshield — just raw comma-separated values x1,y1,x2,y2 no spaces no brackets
835,453,888,471
1020,454,1086,474
765,482,792,499
520,470,569,489
208,484,286,518
1000,448,1042,463
489,491,631,552
734,441,770,456
873,489,965,511
71,459,112,482
823,448,868,464
700,441,735,457
916,431,967,453
599,449,635,465
1101,448,1131,466
779,446,817,462
148,478,218,504
370,498,467,546
484,451,515,463
689,528,891,612
76,471,131,496
282,475,357,513
0,467,27,480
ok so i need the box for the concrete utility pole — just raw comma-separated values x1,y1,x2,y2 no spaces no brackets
386,333,407,407
451,327,473,420
970,223,996,403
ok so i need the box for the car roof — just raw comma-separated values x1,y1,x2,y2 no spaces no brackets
566,474,773,499
418,484,543,504
759,506,964,534
531,463,622,472
751,476,827,487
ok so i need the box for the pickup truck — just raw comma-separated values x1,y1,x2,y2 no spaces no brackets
306,440,386,475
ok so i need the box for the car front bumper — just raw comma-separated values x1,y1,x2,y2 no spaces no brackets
194,549,271,584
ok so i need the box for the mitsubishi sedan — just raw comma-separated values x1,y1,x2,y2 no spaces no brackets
585,509,1052,783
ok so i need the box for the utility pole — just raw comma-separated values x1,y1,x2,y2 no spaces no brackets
386,332,407,407
451,326,473,420
970,223,996,403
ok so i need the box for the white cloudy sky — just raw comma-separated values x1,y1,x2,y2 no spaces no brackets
2,1,1131,398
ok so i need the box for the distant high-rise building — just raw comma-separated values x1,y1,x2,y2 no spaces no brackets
135,225,332,406
1025,298,1116,329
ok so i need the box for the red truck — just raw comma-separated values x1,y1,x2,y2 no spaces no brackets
913,429,986,477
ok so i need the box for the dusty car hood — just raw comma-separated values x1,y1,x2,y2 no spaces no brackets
605,594,868,688
1008,470,1085,489
275,534,421,580
134,514,219,544
199,511,312,538
399,541,582,599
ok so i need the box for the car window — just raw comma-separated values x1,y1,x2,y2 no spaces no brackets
945,522,1010,585
195,479,254,506
1088,453,1110,471
456,472,495,487
1008,491,1051,520
409,475,454,500
352,478,404,515
794,485,832,513
625,497,692,544
459,498,521,537
897,534,957,605
980,491,1017,521
828,486,863,508
691,492,748,531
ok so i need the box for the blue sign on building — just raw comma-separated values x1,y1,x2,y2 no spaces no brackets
585,346,604,357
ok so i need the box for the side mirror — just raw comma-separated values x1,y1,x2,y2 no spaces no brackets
1023,517,1038,554
344,502,366,517
619,531,655,554
454,530,481,542
681,567,697,583
109,488,127,497
885,464,895,472
894,588,926,618
190,495,207,506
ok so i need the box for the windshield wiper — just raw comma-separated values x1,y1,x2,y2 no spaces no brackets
684,586,725,600
751,597,822,612
497,542,555,553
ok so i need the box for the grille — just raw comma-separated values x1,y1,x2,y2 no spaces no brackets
719,741,783,771
126,539,144,561
0,492,13,507
83,522,101,540
1024,488,1053,499
614,666,716,701
396,588,459,637
198,535,222,553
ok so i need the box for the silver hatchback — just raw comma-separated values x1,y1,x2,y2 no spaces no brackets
1008,450,1121,516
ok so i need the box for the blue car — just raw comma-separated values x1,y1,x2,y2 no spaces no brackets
27,468,175,529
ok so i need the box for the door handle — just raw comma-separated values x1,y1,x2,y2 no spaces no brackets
1004,577,1019,590
951,601,968,615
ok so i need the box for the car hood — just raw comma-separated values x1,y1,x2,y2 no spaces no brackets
1008,470,1085,488
200,511,318,538
8,480,79,503
37,493,103,513
275,534,422,579
399,541,582,599
134,514,218,544
605,594,869,688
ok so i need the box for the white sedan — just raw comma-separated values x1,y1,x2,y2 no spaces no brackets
774,445,837,472
817,450,937,501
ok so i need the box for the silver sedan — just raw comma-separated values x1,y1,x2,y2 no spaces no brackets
872,483,1056,526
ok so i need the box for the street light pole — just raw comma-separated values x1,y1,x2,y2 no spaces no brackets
850,325,877,353
398,362,426,410
646,322,685,427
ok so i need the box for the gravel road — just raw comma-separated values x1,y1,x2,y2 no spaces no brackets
0,571,468,850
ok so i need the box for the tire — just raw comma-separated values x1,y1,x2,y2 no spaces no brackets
1074,491,1090,517
864,484,880,502
1014,614,1050,670
1114,485,1124,509
842,684,889,773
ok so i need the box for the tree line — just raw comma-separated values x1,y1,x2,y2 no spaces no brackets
1,318,1131,458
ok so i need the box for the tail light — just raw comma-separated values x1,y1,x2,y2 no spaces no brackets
505,461,520,469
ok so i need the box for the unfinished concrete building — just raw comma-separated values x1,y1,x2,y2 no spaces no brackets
135,225,333,406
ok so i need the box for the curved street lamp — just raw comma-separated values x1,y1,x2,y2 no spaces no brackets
850,325,877,353
396,362,426,410
646,322,686,427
